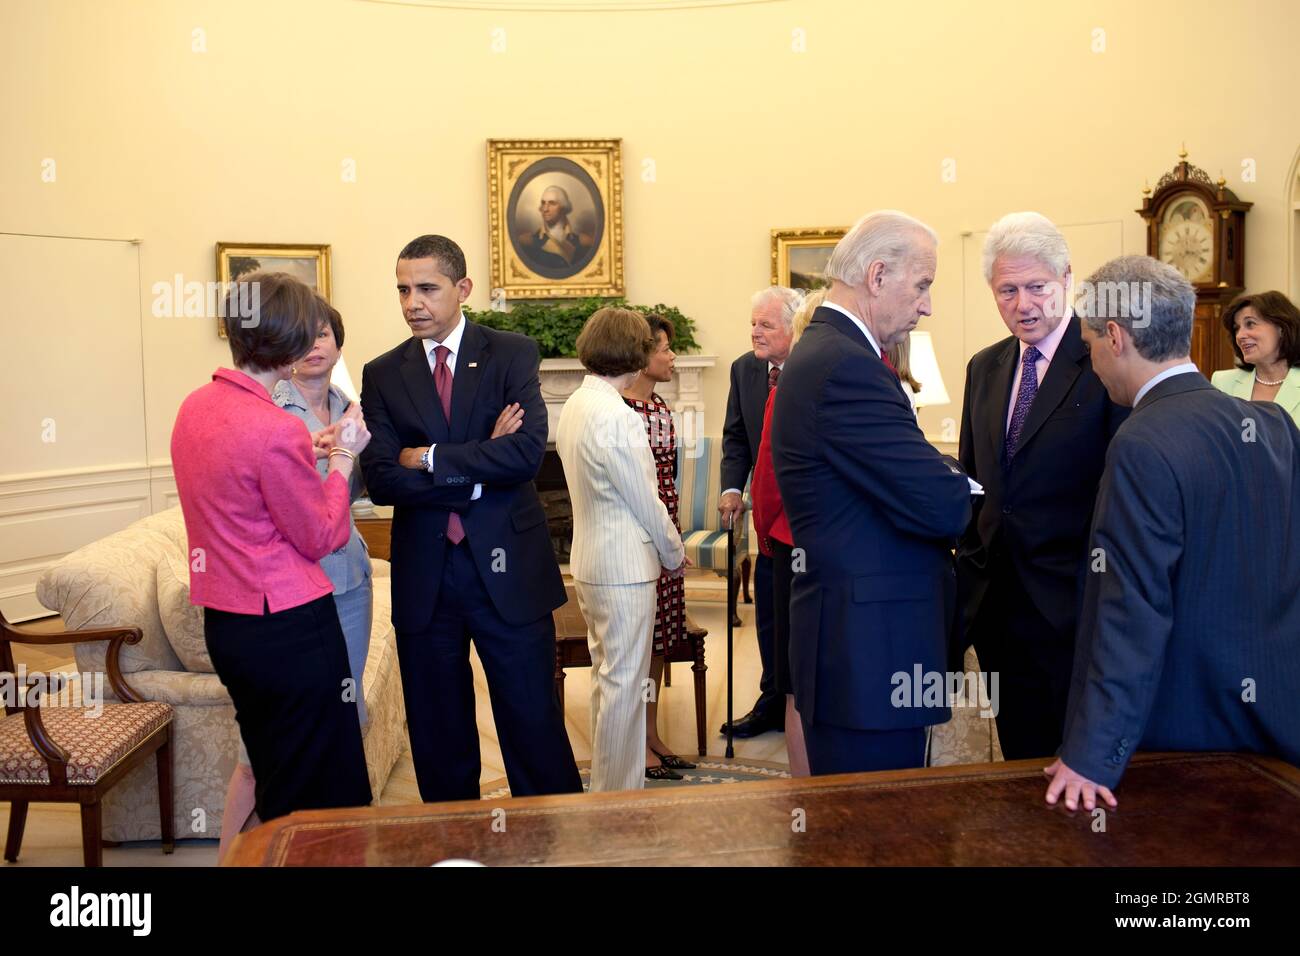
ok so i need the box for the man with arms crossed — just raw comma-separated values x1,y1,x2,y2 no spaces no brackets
360,235,581,802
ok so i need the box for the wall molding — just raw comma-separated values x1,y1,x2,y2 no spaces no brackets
0,461,177,622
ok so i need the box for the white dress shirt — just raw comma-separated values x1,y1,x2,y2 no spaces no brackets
1005,310,1073,435
422,311,467,375
422,312,482,500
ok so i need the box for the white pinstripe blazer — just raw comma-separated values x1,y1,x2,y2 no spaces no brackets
557,376,685,585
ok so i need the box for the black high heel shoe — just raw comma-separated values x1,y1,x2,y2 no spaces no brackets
645,764,683,781
650,748,696,770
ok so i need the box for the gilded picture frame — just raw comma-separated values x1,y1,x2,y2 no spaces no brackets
215,242,332,338
770,227,847,290
488,139,624,299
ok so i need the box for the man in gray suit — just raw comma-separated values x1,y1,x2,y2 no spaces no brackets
1045,255,1300,811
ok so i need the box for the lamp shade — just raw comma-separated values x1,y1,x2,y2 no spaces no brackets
907,330,949,408
331,354,360,404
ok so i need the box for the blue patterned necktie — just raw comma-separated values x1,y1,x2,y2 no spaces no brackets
1004,345,1042,461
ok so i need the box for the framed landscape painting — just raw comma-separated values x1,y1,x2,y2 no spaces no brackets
771,227,847,290
215,242,331,337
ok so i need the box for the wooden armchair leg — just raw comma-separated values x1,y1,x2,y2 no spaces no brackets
692,647,708,757
741,556,753,604
80,801,103,868
5,801,29,863
727,570,742,628
157,732,175,854
663,661,671,688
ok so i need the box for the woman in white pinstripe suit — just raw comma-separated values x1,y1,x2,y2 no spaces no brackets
558,307,687,792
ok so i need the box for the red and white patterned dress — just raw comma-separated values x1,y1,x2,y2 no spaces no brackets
623,391,685,655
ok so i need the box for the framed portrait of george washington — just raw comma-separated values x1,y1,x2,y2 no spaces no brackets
215,242,331,338
771,227,847,290
488,139,624,299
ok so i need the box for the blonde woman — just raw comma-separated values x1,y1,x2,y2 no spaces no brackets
557,307,686,791
887,332,924,414
749,288,819,775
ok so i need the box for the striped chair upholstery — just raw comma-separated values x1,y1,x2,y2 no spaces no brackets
676,436,749,574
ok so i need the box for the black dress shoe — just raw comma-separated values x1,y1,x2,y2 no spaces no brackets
719,708,784,738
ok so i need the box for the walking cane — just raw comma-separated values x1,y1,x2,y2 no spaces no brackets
725,510,735,759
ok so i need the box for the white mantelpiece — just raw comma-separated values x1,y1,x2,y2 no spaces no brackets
538,355,717,443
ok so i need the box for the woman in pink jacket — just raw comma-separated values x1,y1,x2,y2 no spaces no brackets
171,272,372,825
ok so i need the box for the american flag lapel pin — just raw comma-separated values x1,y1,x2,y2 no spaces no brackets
468,362,478,368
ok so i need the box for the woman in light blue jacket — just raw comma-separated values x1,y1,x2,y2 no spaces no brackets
1211,291,1300,426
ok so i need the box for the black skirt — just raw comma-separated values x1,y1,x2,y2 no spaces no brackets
204,594,372,822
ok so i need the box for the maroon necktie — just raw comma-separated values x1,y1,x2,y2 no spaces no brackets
432,345,465,544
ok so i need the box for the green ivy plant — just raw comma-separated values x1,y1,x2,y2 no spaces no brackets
467,297,700,359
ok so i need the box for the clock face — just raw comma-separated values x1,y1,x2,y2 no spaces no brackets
1158,196,1214,283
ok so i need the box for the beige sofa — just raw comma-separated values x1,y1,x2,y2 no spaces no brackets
35,507,406,843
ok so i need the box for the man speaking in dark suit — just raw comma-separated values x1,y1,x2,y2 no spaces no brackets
955,212,1128,760
718,286,803,738
772,211,972,774
1045,255,1300,811
360,235,581,802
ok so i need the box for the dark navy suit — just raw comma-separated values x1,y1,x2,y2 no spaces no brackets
771,307,972,773
1061,372,1300,787
722,351,781,723
955,315,1128,758
360,319,581,801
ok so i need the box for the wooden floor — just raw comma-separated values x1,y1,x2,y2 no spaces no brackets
2,576,791,866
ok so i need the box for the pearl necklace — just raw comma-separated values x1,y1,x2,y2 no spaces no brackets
1255,370,1287,387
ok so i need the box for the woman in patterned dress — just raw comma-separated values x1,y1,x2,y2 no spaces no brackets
622,314,697,780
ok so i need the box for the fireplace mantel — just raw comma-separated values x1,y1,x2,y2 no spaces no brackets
538,355,717,443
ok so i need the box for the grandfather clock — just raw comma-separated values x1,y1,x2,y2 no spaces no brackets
1137,148,1252,375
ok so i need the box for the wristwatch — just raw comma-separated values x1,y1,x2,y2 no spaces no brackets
420,447,433,472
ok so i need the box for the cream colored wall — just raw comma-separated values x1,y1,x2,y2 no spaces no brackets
3,0,1299,462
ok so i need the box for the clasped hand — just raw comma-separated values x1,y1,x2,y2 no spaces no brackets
311,402,370,458
663,556,694,579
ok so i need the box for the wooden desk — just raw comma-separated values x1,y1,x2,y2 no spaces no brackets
225,752,1300,867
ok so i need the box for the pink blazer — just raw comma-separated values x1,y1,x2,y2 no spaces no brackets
171,368,352,614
